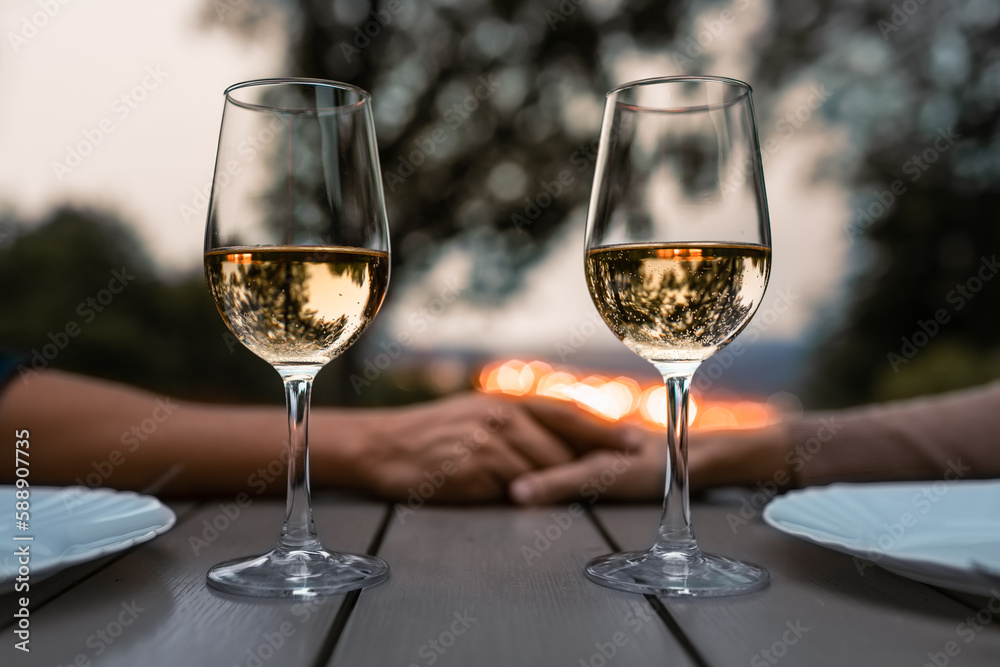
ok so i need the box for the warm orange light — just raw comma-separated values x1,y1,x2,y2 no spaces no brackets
639,386,666,425
697,406,737,429
638,386,698,427
559,382,619,420
536,371,577,398
494,360,533,396
477,359,772,430
659,247,703,258
526,360,553,382
732,400,771,426
604,377,641,419
226,252,255,264
479,365,502,392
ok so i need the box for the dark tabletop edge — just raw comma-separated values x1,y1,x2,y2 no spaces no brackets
0,500,206,631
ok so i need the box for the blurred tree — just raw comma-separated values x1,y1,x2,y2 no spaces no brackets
7,0,997,411
0,208,401,407
743,0,1000,406
205,0,687,296
0,207,277,403
208,0,998,407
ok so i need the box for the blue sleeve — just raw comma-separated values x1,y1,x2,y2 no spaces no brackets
0,350,22,395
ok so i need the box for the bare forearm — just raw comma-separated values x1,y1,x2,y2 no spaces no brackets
0,371,368,496
689,423,792,491
786,381,1000,486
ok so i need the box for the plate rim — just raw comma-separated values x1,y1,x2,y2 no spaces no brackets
0,485,176,581
763,480,1000,595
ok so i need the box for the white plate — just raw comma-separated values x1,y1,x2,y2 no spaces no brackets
763,480,1000,595
0,486,175,582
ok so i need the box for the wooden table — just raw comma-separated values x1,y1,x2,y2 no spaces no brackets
3,492,999,666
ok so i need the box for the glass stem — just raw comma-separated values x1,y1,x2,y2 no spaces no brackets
277,366,322,552
652,362,701,558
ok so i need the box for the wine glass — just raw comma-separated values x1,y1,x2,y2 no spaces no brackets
583,76,771,596
203,78,390,597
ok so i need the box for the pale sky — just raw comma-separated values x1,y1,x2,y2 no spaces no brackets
2,0,851,357
0,0,284,274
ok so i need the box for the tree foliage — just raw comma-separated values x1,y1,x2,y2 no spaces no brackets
3,0,998,408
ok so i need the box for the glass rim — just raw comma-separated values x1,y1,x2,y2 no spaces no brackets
224,77,371,115
607,75,752,112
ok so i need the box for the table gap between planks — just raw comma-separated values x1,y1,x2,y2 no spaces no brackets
1,491,998,666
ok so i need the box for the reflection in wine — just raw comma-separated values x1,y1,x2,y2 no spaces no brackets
205,246,389,367
586,243,770,364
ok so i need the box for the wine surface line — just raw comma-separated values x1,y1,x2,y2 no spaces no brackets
205,245,389,366
585,242,770,364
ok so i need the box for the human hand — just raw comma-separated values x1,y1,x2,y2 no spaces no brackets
329,393,632,503
508,422,792,505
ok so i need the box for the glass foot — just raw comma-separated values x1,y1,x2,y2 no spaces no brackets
207,547,388,598
585,548,769,597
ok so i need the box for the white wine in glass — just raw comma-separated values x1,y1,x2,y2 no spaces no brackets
584,76,772,597
203,79,390,597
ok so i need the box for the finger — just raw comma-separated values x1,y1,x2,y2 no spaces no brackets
520,397,647,454
468,433,537,485
509,450,631,505
500,411,576,469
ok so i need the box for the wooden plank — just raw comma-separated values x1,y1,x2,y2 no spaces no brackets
330,504,696,667
595,500,1000,667
0,502,200,621
0,494,385,666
